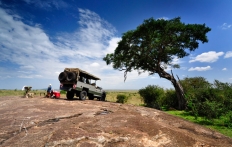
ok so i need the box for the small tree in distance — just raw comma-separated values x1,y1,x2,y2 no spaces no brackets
116,94,128,104
103,17,211,110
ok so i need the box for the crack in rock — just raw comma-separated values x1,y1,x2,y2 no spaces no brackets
37,113,83,127
0,113,83,145
95,109,113,116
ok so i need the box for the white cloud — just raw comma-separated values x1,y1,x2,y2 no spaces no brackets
224,51,232,58
22,0,69,9
17,70,33,74
18,75,33,78
0,7,152,89
222,68,227,71
220,23,232,30
90,62,100,67
0,7,173,89
104,37,121,54
0,7,118,81
157,17,169,20
151,76,158,79
189,51,224,63
56,8,117,59
171,56,183,65
35,75,43,77
188,66,212,71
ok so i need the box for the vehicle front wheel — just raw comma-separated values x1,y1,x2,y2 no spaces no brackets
66,91,74,100
79,91,87,100
100,92,106,101
88,94,94,100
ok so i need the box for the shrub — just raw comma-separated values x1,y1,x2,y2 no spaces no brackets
139,85,165,109
116,94,128,104
201,100,224,120
224,111,232,128
181,76,211,94
185,92,201,119
213,80,232,112
162,89,178,110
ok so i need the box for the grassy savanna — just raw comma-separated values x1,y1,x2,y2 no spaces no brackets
105,90,143,106
0,89,47,97
1,89,231,138
167,111,232,138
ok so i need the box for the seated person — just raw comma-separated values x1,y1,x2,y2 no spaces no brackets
46,84,52,98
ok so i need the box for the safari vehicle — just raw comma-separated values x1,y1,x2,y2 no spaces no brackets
58,68,106,101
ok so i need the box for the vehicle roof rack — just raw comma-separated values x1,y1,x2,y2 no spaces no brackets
64,68,101,80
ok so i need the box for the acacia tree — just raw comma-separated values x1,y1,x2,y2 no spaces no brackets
103,17,211,110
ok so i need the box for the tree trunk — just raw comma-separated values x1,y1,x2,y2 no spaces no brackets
157,68,186,110
171,77,186,110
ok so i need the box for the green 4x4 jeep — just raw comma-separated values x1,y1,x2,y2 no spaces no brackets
58,68,106,101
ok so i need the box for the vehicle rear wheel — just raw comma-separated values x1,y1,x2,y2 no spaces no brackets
79,91,87,100
59,72,67,82
66,91,74,100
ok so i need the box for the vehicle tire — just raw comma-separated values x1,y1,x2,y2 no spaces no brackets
88,94,94,100
79,91,87,100
58,72,67,82
67,72,76,82
100,92,106,101
66,91,74,100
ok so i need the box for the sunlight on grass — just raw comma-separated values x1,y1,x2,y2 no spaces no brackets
105,90,143,106
166,110,232,138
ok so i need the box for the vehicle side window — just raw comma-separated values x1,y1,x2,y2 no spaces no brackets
79,76,82,82
86,79,90,84
79,76,85,83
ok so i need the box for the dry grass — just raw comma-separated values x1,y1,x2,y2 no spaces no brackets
60,90,144,106
0,90,144,106
0,89,47,97
105,90,144,106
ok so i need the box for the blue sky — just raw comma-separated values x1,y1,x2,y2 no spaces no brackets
0,0,232,90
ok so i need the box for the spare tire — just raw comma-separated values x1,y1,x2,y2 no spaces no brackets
67,72,76,82
58,72,67,82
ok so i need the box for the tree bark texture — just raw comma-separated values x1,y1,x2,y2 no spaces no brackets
157,68,186,110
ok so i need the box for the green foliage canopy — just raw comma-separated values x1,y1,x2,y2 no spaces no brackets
103,17,211,80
